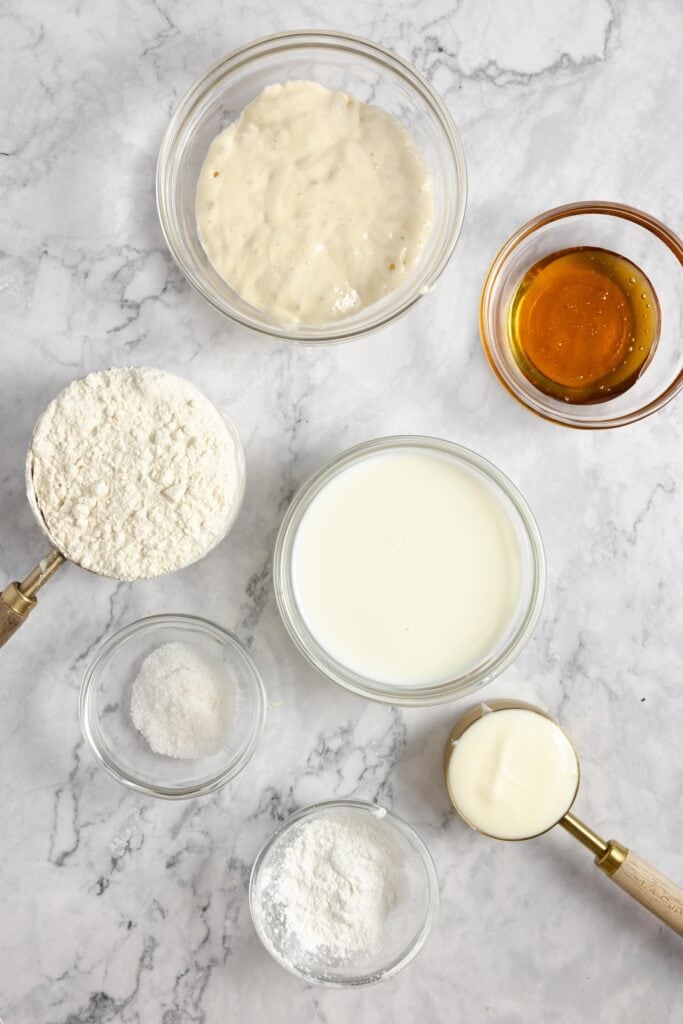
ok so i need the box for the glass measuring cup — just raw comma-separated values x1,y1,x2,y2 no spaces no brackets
0,368,246,648
444,699,683,935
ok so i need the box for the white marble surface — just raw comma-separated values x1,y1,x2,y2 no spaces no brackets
1,1,681,1020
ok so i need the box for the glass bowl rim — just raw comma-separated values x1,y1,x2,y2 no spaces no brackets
273,434,546,706
248,797,439,987
79,613,267,799
479,200,683,429
156,28,468,344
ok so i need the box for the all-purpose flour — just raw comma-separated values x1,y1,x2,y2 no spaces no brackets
28,367,244,580
263,810,407,961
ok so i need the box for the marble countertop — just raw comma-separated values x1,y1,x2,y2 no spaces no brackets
1,0,681,1020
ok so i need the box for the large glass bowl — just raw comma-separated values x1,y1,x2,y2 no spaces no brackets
249,800,439,986
80,614,267,798
480,202,683,428
157,30,467,343
273,436,545,706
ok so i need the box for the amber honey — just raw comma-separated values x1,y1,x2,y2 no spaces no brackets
507,247,660,403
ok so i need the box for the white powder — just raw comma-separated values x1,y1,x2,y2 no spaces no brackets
264,810,407,961
130,641,232,759
28,366,244,580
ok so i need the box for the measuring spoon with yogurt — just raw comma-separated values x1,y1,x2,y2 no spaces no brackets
444,699,683,935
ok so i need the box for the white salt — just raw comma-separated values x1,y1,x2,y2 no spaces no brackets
130,641,232,759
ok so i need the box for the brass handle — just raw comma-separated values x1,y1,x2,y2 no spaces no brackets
560,813,683,936
0,550,65,648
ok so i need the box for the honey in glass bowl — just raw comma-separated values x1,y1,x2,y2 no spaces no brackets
507,246,660,404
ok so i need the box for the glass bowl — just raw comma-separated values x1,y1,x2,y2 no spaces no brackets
273,436,545,706
157,30,467,344
80,614,266,798
249,799,439,986
480,201,683,428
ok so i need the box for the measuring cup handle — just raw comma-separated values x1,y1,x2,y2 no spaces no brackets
0,587,31,645
598,842,683,935
0,550,65,649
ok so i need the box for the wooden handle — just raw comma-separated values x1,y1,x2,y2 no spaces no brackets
0,589,32,645
608,847,683,935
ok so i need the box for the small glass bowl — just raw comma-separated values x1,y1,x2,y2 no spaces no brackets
80,614,266,799
249,799,439,986
157,30,467,344
480,201,683,428
273,436,545,707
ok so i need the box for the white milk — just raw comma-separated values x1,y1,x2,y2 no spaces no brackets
447,708,579,839
291,449,522,687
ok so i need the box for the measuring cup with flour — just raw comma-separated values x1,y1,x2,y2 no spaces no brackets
0,367,245,647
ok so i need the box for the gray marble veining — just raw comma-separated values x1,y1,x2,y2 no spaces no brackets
1,1,681,1021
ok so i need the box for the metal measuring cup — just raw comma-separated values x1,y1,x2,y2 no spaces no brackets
444,698,683,936
0,370,246,648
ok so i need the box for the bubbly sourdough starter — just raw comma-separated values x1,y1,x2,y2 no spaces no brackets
196,81,434,324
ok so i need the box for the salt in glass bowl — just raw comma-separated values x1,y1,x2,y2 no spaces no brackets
273,435,545,707
249,799,439,987
157,30,467,344
480,201,683,428
80,614,266,798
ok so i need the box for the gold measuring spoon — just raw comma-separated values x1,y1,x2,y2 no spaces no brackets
444,699,683,935
0,369,245,648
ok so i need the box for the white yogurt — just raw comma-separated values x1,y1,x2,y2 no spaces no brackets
447,707,579,840
290,448,522,687
195,80,434,325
